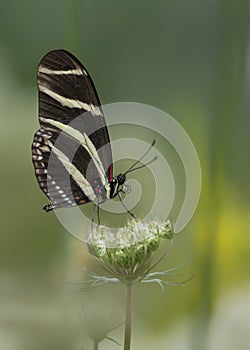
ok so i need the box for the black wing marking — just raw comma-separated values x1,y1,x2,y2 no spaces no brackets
32,49,113,211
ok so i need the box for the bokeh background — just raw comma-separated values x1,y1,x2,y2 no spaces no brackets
0,1,250,349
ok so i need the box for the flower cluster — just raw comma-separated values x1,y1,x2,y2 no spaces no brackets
86,219,174,284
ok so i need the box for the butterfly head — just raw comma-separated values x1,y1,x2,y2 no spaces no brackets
108,173,127,199
117,173,126,186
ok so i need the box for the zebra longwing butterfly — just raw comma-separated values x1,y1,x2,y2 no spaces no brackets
32,50,155,215
32,49,138,214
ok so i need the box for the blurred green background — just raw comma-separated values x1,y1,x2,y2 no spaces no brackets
0,1,250,349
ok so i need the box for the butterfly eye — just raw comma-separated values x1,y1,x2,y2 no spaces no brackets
117,173,126,185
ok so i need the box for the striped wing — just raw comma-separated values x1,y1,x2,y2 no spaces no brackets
32,50,113,211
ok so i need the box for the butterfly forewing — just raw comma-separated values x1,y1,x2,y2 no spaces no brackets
32,50,113,211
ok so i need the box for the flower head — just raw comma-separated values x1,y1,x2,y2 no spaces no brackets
86,219,174,285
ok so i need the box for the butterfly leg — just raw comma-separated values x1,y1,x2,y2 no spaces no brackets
91,196,101,228
91,204,96,230
96,202,101,225
117,191,136,219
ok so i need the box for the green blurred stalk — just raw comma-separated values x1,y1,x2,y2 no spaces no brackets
124,283,133,350
65,0,83,52
191,1,249,349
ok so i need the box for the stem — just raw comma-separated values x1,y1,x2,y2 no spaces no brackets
124,283,133,350
93,340,98,350
65,0,82,51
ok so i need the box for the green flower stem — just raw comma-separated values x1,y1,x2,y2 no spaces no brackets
85,219,174,348
124,283,133,350
93,341,98,350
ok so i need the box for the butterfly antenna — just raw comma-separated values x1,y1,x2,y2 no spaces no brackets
125,156,157,174
124,140,156,175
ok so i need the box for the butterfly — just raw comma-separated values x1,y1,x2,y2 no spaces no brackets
32,49,155,217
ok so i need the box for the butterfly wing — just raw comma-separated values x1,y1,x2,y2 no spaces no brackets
32,50,113,211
